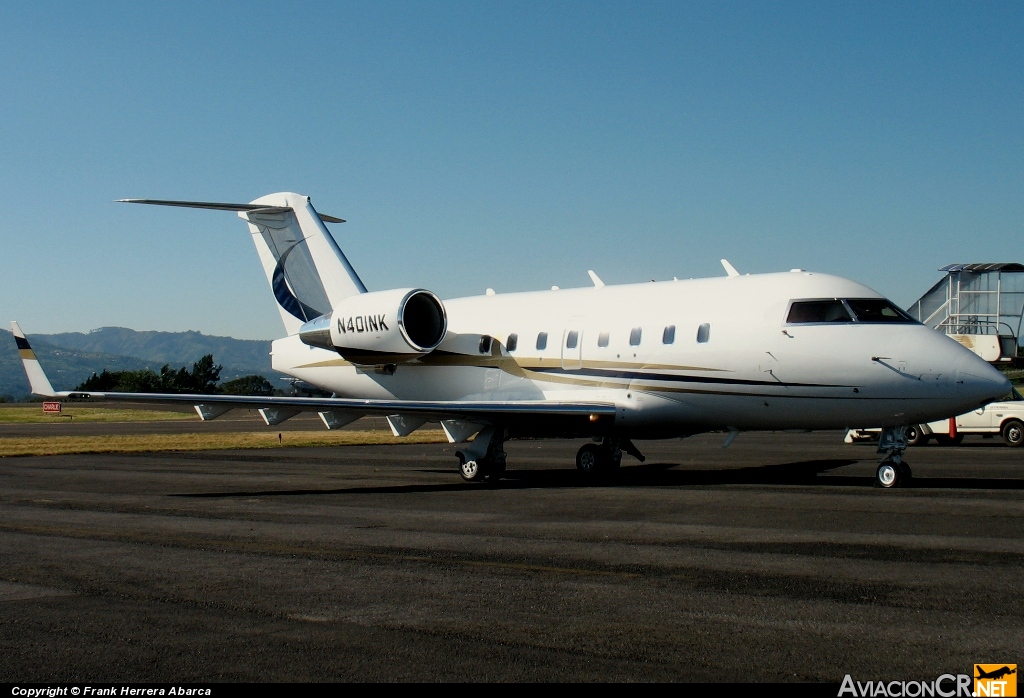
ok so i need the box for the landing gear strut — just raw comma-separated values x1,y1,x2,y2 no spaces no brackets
456,426,506,483
875,426,912,488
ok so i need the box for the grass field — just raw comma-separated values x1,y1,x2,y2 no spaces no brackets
0,406,195,424
0,429,450,457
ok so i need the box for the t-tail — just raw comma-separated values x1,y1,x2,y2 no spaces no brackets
119,192,366,335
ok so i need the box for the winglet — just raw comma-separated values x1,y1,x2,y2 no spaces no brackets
587,270,605,288
721,259,740,278
10,322,57,396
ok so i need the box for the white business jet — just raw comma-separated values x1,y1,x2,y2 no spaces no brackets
13,192,1010,488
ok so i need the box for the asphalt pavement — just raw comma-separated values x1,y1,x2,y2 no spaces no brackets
0,429,1021,682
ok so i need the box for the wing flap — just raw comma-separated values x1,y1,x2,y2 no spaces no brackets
59,389,616,423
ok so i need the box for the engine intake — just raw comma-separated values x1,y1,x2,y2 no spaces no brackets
298,288,447,360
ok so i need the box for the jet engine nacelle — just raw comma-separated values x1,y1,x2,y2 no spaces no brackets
298,288,447,361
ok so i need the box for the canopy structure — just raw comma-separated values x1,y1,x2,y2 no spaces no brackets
908,264,1024,363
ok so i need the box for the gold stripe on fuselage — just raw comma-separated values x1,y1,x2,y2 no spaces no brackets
291,349,799,397
291,351,856,399
295,350,727,375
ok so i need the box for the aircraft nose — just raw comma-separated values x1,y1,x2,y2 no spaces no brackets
956,352,1011,403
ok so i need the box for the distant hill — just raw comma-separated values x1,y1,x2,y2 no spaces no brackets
0,329,161,398
1,327,285,400
38,327,273,375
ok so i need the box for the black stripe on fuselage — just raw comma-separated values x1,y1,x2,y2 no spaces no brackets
528,366,855,388
14,335,31,350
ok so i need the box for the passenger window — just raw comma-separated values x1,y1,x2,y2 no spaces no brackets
787,300,853,324
598,331,610,347
506,333,518,352
536,332,548,351
696,323,710,343
566,330,578,349
629,327,642,346
479,335,492,353
662,325,675,344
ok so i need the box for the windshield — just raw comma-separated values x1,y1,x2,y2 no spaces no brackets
787,298,916,324
787,300,853,323
844,299,915,323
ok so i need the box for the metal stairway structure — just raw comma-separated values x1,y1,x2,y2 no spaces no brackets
908,263,1024,363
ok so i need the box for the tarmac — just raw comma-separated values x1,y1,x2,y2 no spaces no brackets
0,416,1021,682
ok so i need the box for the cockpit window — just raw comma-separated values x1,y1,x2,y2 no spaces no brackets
844,299,914,323
787,298,916,324
787,300,853,324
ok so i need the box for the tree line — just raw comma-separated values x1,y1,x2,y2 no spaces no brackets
74,355,276,396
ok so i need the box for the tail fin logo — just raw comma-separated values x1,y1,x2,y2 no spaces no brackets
272,242,329,322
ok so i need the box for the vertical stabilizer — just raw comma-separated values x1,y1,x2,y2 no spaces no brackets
119,193,366,336
10,322,56,396
241,192,367,335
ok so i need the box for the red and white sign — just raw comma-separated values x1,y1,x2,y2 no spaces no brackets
42,401,61,414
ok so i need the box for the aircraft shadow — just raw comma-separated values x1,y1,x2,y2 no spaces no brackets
172,458,901,498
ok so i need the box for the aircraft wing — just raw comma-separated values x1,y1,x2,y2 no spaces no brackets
11,322,615,439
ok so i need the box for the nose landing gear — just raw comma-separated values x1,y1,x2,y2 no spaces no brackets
875,426,912,488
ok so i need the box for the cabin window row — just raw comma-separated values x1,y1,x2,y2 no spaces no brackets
490,325,712,353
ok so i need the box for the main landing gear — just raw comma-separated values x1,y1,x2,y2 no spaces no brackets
576,438,644,478
456,425,507,483
456,430,647,484
875,426,912,488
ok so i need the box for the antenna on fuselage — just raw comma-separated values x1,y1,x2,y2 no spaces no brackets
721,259,740,278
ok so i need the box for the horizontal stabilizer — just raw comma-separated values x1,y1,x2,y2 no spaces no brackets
118,199,346,223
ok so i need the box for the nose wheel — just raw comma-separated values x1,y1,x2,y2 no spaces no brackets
876,460,912,488
875,426,913,488
876,427,917,487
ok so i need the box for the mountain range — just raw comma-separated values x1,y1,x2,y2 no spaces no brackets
1,327,282,399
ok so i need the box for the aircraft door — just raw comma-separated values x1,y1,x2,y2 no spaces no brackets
561,323,583,370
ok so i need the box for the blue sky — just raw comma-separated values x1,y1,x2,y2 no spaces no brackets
1,1,1022,340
